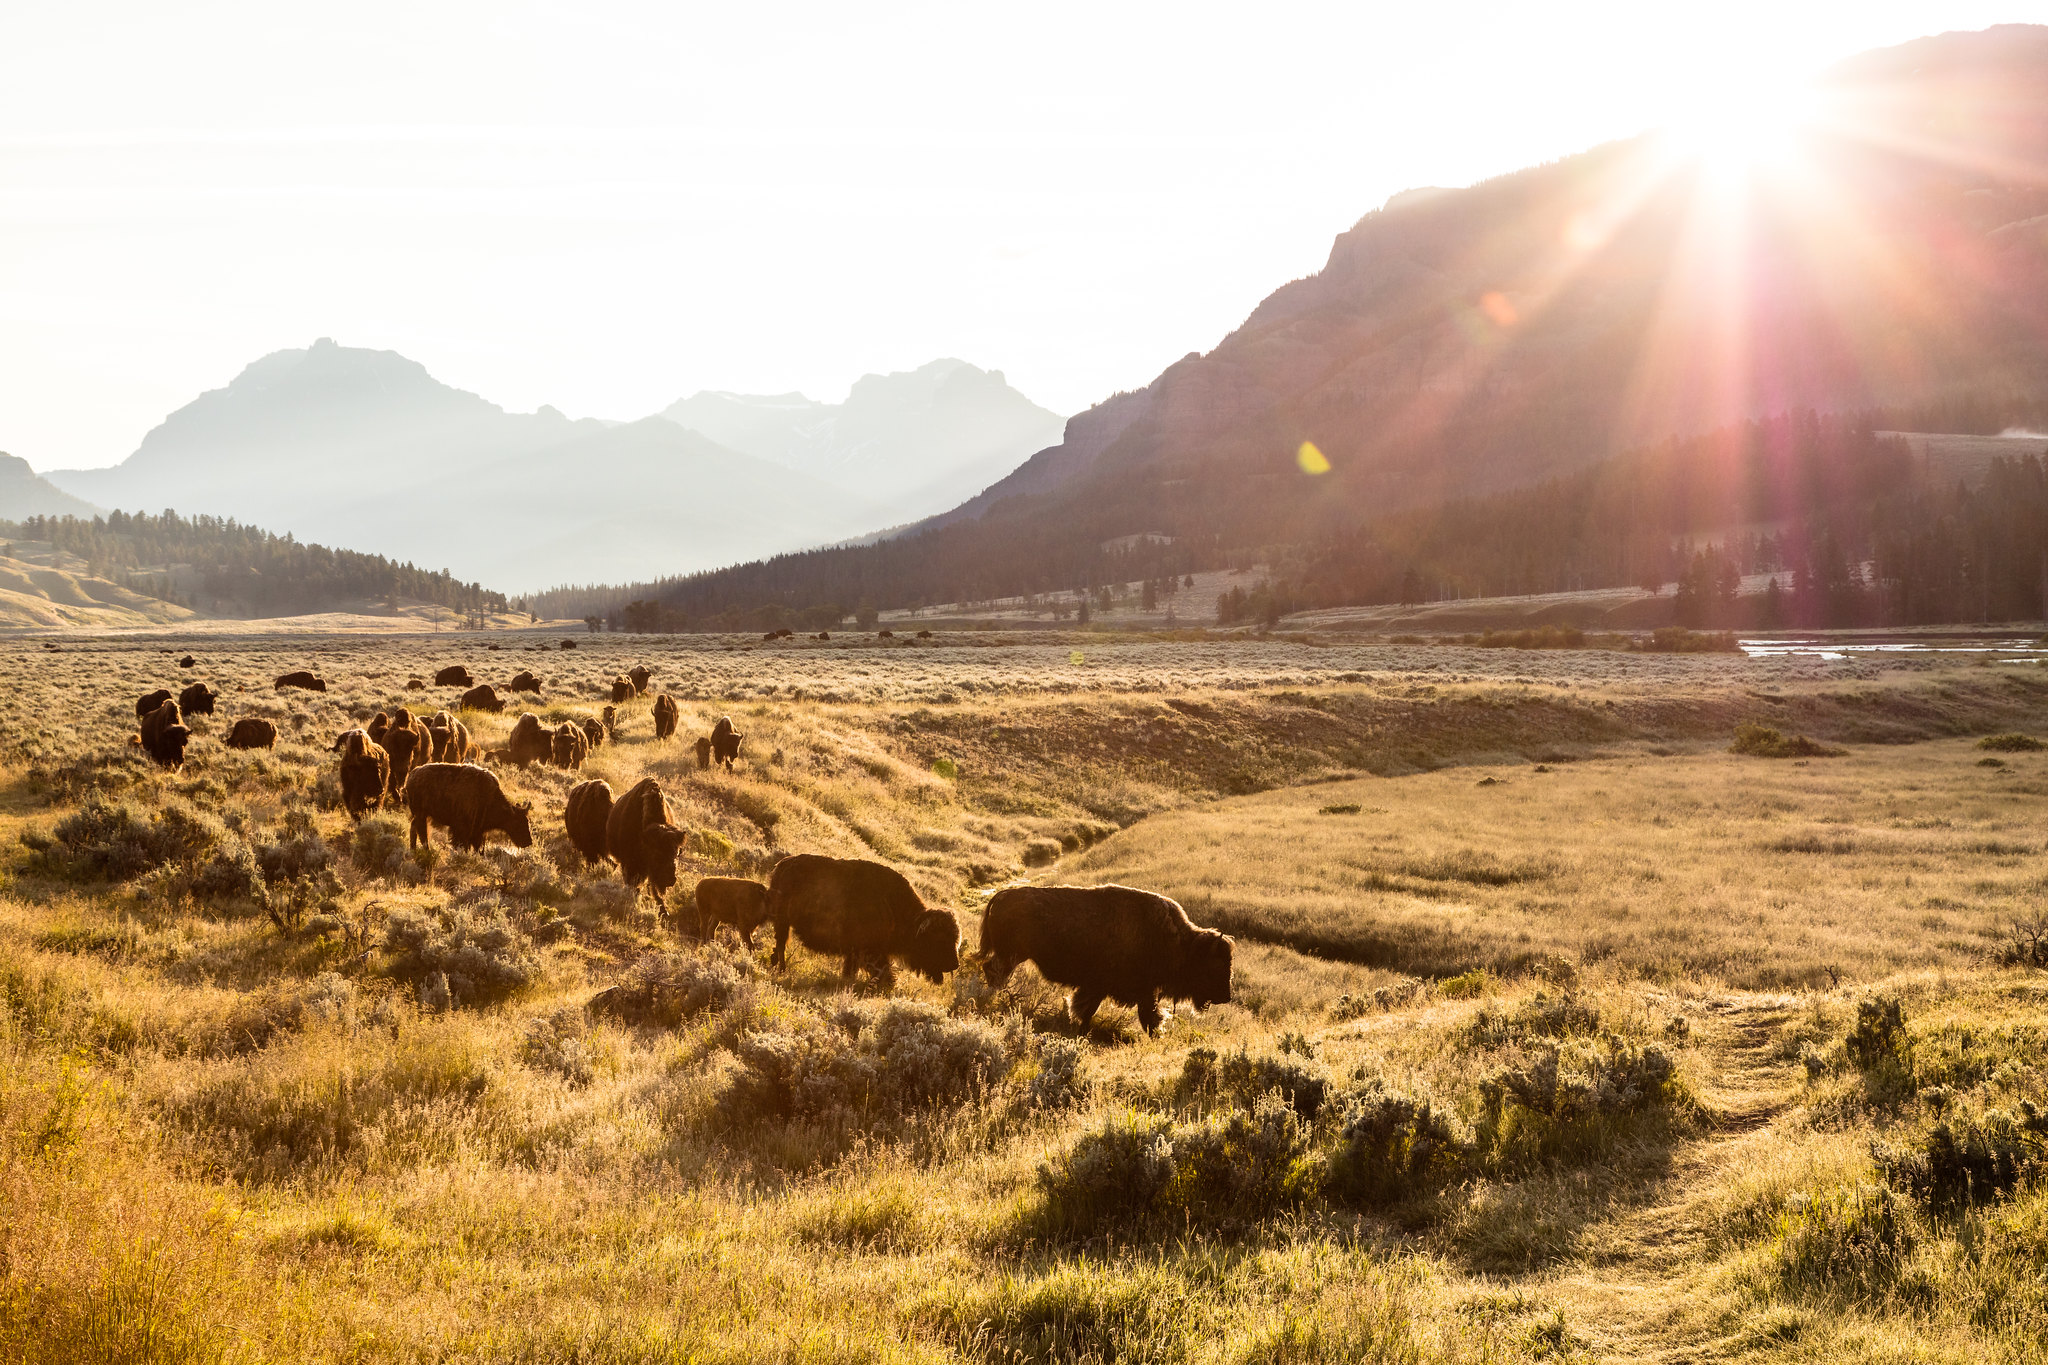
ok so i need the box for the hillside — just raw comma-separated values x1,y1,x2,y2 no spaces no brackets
0,455,99,523
0,544,197,630
623,24,2048,627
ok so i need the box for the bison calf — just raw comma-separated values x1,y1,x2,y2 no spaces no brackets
403,763,533,851
694,877,770,948
979,884,1232,1035
767,854,959,985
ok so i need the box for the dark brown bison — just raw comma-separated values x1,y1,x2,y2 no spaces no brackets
428,710,476,763
600,705,618,740
605,777,689,896
136,700,192,769
560,640,577,650
381,707,432,799
979,884,1233,1035
178,654,196,668
609,674,634,705
710,715,743,770
339,731,390,818
508,670,542,694
628,664,652,696
652,693,679,740
406,677,427,691
458,683,504,713
274,671,326,692
564,779,614,866
694,736,713,769
136,688,174,719
403,763,533,851
367,710,390,747
225,717,277,750
550,722,587,770
581,716,607,750
505,712,554,767
694,877,770,948
178,682,218,716
766,854,960,985
434,665,474,687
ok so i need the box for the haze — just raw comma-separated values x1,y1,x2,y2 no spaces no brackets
3,0,2037,471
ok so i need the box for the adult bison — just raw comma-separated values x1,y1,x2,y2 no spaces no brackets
177,682,218,716
766,854,959,985
178,654,196,668
979,884,1233,1035
458,683,505,713
505,713,554,767
609,674,635,706
274,671,326,692
338,731,390,818
695,877,770,948
628,664,652,696
225,717,277,750
550,722,587,770
563,779,614,866
381,708,432,798
652,694,679,741
508,670,542,694
710,715,743,769
136,699,192,769
434,665,474,688
605,777,689,896
135,688,175,719
404,763,533,851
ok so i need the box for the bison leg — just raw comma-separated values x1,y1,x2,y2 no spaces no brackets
981,955,1016,990
841,954,861,981
869,953,896,988
1070,988,1104,1027
409,812,430,850
1137,993,1164,1036
771,922,791,969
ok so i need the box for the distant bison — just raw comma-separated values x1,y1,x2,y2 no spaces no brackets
136,688,175,719
135,699,192,769
560,640,577,650
403,763,533,851
980,884,1233,1035
710,715,743,770
506,712,554,767
224,717,277,750
177,682,218,716
564,779,614,866
628,664,652,696
694,736,713,769
508,670,542,694
767,854,959,985
274,671,326,692
178,654,196,668
434,665,474,687
652,693,679,740
606,777,689,897
458,683,505,713
338,731,390,818
381,707,432,798
550,721,587,770
406,677,427,691
694,877,770,948
581,716,607,750
609,674,635,706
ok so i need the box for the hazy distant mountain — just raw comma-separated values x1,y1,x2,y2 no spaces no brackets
662,360,1065,519
0,454,100,521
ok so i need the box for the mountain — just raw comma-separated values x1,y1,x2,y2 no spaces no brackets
620,24,2048,625
0,454,101,522
662,359,1065,518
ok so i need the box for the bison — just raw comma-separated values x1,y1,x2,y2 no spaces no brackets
550,722,587,770
136,699,192,769
178,682,218,716
652,693,679,740
274,670,326,692
694,736,713,769
136,688,175,719
434,665,474,688
403,763,533,851
609,674,634,706
581,716,607,750
694,877,770,948
766,854,959,985
600,705,618,740
505,712,554,767
605,777,689,897
710,715,743,770
406,677,427,691
508,670,542,694
178,654,196,668
339,731,390,818
564,779,614,866
367,711,390,748
381,707,432,798
628,664,652,696
458,683,505,713
225,717,277,750
979,884,1233,1035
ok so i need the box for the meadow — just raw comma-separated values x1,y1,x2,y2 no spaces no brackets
2,629,2046,1363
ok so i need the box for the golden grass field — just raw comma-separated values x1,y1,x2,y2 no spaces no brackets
3,629,2047,1363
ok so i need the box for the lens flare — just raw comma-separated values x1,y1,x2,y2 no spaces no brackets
1297,441,1330,475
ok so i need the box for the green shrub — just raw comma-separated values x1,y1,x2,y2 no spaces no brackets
1026,1037,1091,1111
1875,1101,2048,1210
591,943,758,1027
1773,1183,1916,1295
520,1011,595,1087
1175,1045,1331,1119
1731,724,1846,758
1326,1080,1471,1206
1978,733,2045,752
1438,969,1491,1000
381,902,538,1006
352,815,408,880
1462,991,1601,1049
1475,1036,1680,1172
28,792,263,904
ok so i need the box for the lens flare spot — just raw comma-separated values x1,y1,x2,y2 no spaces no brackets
1480,291,1517,327
1297,441,1331,475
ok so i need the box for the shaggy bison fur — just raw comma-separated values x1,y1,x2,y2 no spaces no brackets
628,664,652,696
652,693,679,740
563,779,613,866
434,665,474,687
609,674,634,705
581,716,607,750
694,877,770,948
550,722,587,770
274,671,326,692
136,688,174,718
403,763,533,851
766,854,960,985
136,700,192,769
339,731,390,819
710,715,743,769
979,884,1233,1035
508,670,542,694
458,683,505,713
381,707,432,799
225,717,277,750
506,712,554,767
605,777,689,897
694,736,713,769
177,682,217,716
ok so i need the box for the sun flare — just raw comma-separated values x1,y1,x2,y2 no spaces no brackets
1660,78,1823,178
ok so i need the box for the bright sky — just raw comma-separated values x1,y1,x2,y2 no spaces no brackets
2,2,2040,470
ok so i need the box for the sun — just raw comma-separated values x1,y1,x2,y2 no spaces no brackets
1660,76,1823,179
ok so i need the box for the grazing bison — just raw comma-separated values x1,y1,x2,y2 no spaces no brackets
628,664,652,696
550,722,587,770
766,854,960,985
980,884,1233,1035
381,708,432,799
136,700,192,769
609,674,635,706
406,677,427,691
605,777,689,896
178,682,218,716
338,731,390,818
564,779,614,866
581,716,607,750
506,712,554,767
652,694,679,740
403,763,533,851
710,715,743,769
508,670,542,694
434,665,474,688
694,736,713,770
274,671,326,692
136,688,175,719
458,683,504,713
695,877,770,948
225,717,277,750
178,654,196,668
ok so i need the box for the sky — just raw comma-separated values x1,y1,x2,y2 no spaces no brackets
3,2,2043,471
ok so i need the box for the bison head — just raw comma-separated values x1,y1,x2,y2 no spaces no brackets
642,824,690,893
1186,930,1234,1010
906,909,962,983
506,800,535,848
158,725,192,767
